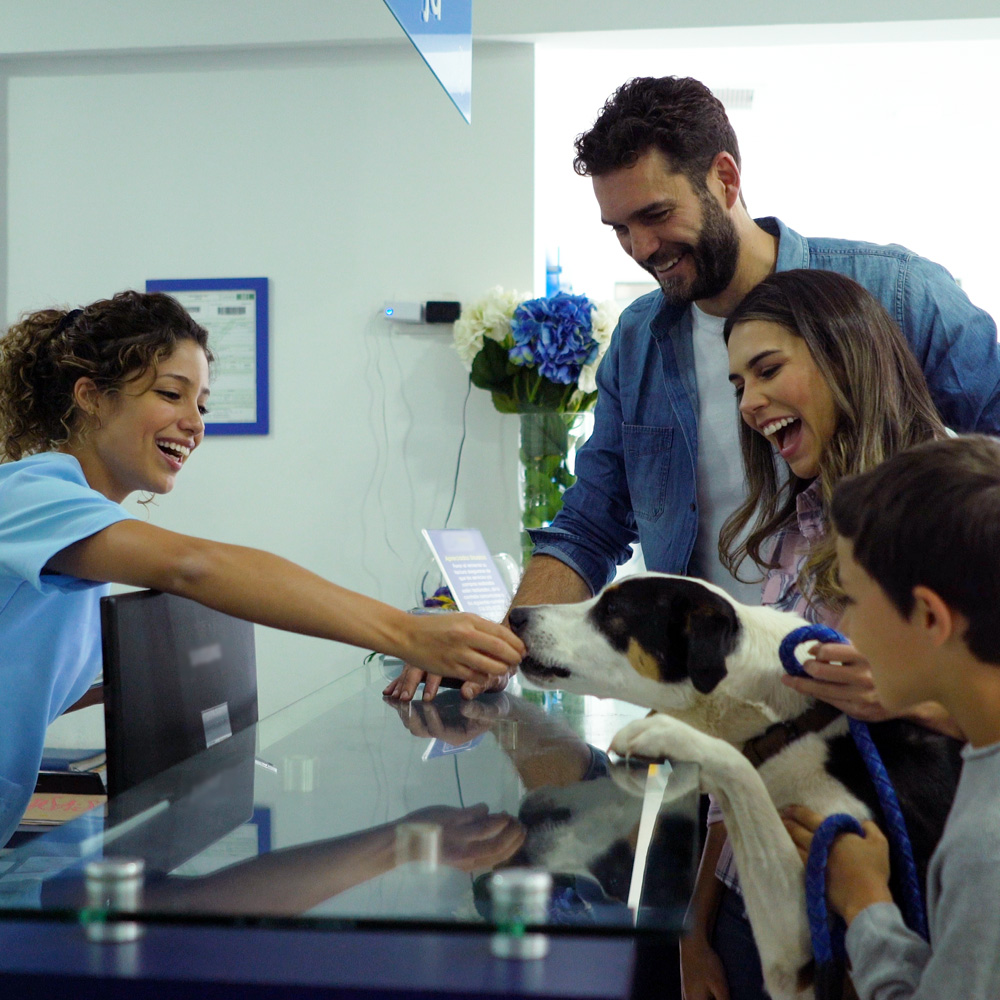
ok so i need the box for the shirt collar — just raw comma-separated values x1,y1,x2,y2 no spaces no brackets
795,479,826,542
767,216,809,272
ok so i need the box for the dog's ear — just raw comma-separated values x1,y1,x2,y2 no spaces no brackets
601,576,740,691
680,603,739,694
670,581,740,694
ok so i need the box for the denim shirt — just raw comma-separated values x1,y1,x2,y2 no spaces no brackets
531,217,1000,595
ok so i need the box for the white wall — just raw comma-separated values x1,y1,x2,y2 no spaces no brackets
5,2,998,749
535,33,1000,325
2,0,995,56
11,40,533,743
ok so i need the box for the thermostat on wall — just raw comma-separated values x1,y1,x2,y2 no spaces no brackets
383,301,461,324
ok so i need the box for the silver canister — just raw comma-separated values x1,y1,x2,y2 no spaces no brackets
83,857,145,943
282,754,316,793
395,821,442,872
488,868,552,959
495,718,518,751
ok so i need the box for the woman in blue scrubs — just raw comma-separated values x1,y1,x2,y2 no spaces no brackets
0,290,523,845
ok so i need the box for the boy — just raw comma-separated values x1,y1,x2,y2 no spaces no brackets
783,434,1000,999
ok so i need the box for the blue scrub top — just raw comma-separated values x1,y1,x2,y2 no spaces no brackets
0,452,133,845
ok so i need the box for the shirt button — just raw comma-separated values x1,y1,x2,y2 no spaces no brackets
690,503,696,512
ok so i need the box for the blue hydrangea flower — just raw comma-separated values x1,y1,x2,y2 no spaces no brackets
508,293,599,385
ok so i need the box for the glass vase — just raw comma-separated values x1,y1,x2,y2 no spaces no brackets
518,411,589,568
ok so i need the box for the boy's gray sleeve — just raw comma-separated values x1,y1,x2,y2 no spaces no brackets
847,851,1000,1000
846,902,928,999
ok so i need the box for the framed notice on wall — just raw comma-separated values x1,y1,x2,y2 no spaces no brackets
146,277,269,435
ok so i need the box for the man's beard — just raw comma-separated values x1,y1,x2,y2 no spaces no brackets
644,191,740,307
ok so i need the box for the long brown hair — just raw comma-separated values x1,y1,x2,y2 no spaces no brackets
0,290,211,462
719,269,946,611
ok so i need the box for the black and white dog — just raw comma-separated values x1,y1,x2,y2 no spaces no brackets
509,573,962,1000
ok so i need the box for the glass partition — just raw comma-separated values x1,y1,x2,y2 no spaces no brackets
0,656,699,940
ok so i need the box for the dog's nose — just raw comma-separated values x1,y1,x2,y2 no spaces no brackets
508,606,531,634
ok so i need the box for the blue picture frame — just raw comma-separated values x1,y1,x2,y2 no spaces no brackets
251,805,272,854
146,277,269,435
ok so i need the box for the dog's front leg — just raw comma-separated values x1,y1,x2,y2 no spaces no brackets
612,715,812,1000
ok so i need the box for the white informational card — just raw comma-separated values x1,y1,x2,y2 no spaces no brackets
421,734,485,761
421,528,511,623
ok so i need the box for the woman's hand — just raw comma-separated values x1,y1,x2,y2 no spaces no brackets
679,821,730,1000
383,613,521,702
782,805,892,925
395,612,523,688
780,641,895,721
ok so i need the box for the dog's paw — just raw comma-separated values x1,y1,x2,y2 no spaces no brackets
610,714,711,764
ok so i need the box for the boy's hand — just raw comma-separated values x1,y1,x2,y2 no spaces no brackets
782,805,893,925
780,642,896,721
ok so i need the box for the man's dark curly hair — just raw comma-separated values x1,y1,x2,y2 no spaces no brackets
573,76,741,187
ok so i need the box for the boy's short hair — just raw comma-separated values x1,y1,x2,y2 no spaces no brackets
831,435,1000,664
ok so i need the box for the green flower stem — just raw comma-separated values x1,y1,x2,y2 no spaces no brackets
518,412,586,568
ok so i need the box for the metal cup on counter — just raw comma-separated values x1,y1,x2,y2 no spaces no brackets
395,821,442,872
83,857,145,944
488,868,552,959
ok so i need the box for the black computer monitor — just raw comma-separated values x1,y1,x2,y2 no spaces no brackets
101,590,258,797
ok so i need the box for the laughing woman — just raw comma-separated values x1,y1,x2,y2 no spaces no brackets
721,268,949,634
680,268,960,1000
0,291,523,845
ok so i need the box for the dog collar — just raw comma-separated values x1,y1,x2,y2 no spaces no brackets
742,703,842,768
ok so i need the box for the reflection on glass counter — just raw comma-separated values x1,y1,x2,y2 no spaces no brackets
0,661,698,940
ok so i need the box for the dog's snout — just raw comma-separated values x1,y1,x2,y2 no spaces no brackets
508,606,532,634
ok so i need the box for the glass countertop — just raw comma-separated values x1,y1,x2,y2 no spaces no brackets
0,658,698,938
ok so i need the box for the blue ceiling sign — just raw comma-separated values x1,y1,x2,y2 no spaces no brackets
383,0,472,124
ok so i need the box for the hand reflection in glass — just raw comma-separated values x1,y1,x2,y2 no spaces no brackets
386,689,596,792
386,690,511,745
382,662,514,703
399,804,525,872
41,801,524,917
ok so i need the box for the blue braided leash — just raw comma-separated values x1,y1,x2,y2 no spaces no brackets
778,624,929,972
805,812,863,1000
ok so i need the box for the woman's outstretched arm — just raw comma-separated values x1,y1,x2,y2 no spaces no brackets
47,519,524,682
